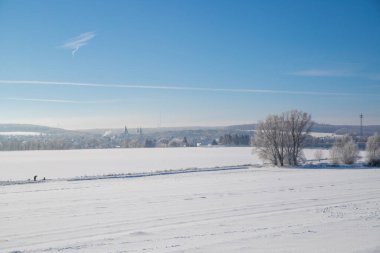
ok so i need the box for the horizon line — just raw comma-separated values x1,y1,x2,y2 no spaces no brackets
0,121,376,131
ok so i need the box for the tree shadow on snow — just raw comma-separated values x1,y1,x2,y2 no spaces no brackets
298,162,380,170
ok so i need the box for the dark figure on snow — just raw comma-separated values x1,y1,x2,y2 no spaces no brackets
34,175,37,181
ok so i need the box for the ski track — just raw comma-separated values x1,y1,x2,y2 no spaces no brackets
1,166,380,252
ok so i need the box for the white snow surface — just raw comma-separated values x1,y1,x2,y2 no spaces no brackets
0,131,44,136
1,166,379,253
1,147,257,181
1,147,378,252
309,132,341,138
0,147,361,182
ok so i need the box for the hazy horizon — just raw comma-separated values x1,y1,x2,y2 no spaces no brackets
0,118,377,131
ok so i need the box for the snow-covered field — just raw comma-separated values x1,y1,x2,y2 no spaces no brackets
0,131,44,136
309,132,341,138
1,147,379,252
0,147,338,182
0,147,257,181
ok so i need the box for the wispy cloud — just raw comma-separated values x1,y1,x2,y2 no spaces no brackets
4,97,120,104
61,32,96,56
287,69,350,77
288,68,380,82
0,79,376,97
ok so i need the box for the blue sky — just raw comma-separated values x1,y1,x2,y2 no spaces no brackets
0,0,379,129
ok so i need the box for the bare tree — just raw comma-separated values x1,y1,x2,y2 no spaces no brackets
284,110,313,165
255,114,286,166
314,149,323,162
341,138,358,164
255,110,313,166
329,145,340,164
366,133,380,166
329,135,358,165
255,115,278,165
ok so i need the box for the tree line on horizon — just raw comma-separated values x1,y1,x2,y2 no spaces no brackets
0,132,252,151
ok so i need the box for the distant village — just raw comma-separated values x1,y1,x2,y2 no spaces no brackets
0,125,252,151
0,123,377,151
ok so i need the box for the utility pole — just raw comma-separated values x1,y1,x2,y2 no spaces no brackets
360,113,363,138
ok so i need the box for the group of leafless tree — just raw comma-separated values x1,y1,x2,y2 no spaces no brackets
255,109,380,167
365,133,380,166
329,133,380,166
329,135,359,164
218,134,251,146
254,110,313,166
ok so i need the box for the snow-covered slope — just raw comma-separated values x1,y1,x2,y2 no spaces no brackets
0,147,348,182
0,147,256,181
1,166,379,253
0,131,44,136
309,132,341,138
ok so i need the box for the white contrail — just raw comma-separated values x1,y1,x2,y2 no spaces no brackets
61,32,96,56
4,97,120,104
0,79,374,97
287,69,350,77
